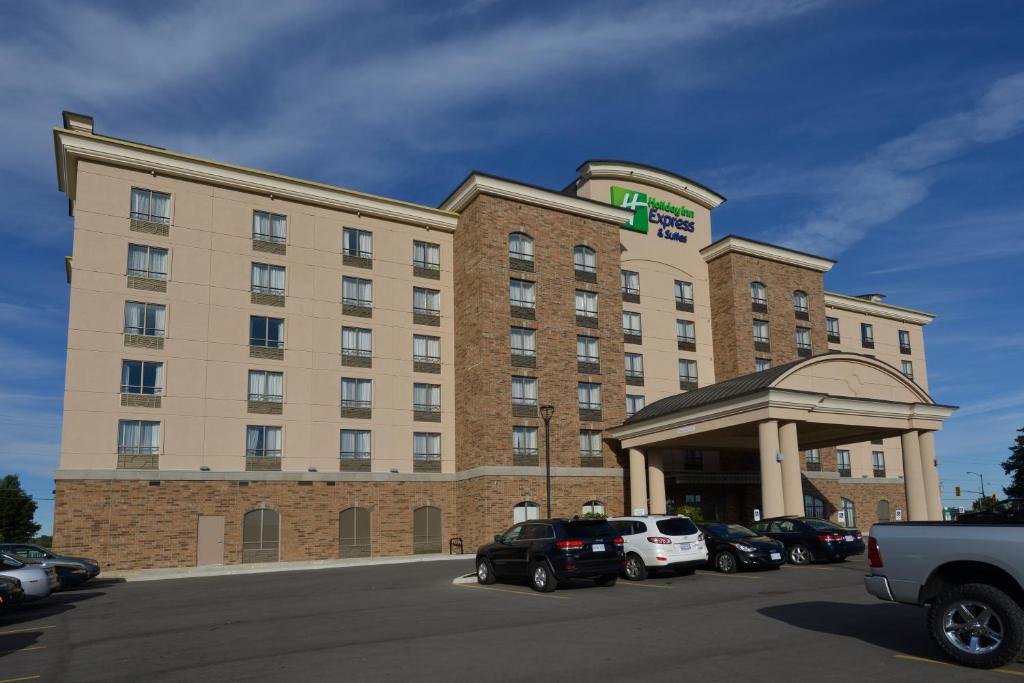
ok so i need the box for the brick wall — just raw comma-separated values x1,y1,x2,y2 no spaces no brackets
803,478,908,529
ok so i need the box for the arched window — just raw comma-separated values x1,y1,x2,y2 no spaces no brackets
509,233,534,262
573,246,596,274
513,500,540,523
581,500,606,517
242,508,280,563
340,507,371,558
413,505,442,554
751,281,767,309
793,290,808,314
840,498,856,528
803,494,825,519
876,499,891,522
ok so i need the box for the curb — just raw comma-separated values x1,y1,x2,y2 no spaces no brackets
452,573,477,585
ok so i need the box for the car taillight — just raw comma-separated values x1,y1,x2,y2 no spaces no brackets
818,533,842,543
556,539,585,551
646,536,672,544
698,532,704,542
613,537,624,546
867,537,882,568
854,532,863,540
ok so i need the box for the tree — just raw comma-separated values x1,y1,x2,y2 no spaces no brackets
1002,427,1024,498
0,475,40,542
972,494,999,512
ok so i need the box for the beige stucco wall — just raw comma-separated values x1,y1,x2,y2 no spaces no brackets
61,160,455,473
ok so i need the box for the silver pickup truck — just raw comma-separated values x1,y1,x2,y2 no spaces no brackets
864,522,1024,669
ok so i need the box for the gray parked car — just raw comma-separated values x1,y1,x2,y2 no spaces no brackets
0,543,100,587
0,553,58,601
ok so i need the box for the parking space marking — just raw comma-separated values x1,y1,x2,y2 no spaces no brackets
696,571,761,580
893,655,1024,677
0,625,56,636
459,584,568,600
0,645,47,655
0,676,42,683
617,581,672,589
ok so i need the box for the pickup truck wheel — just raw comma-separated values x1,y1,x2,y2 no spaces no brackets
788,544,811,565
928,583,1024,669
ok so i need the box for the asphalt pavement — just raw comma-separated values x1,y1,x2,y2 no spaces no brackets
1,556,1021,682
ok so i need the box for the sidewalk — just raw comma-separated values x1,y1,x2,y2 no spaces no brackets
103,553,473,582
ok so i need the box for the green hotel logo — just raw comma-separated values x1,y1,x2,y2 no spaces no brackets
610,185,649,233
611,184,697,244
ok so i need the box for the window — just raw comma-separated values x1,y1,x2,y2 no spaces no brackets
510,279,536,308
804,494,825,519
676,320,695,345
121,360,163,395
578,382,601,410
250,316,284,348
413,335,441,364
872,451,886,477
128,244,168,280
755,358,772,372
414,383,441,412
509,233,534,261
577,335,599,363
899,329,911,353
623,311,642,336
621,270,639,296
751,281,767,307
413,287,441,315
249,370,283,402
796,326,811,352
340,507,371,558
580,430,602,459
342,227,373,258
413,240,440,270
253,211,286,243
683,451,703,471
512,376,538,406
826,316,840,342
900,360,914,380
342,327,372,357
626,394,645,418
340,430,370,460
413,505,442,553
242,508,280,563
582,500,605,516
679,359,698,385
130,188,171,224
341,378,372,408
252,263,285,295
575,290,598,318
840,498,856,528
413,433,441,461
675,280,694,309
624,352,644,380
342,277,372,307
124,302,165,336
512,426,538,457
861,323,874,346
837,449,851,477
573,245,596,273
513,501,540,523
805,449,821,471
793,290,809,313
511,327,536,357
246,426,282,458
753,319,770,344
118,420,160,455
877,499,891,522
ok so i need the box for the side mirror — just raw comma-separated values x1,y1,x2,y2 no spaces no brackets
494,534,503,543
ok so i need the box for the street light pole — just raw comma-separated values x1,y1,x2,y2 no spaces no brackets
967,471,986,499
540,405,555,518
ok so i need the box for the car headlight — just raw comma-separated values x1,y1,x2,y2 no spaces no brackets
733,543,756,553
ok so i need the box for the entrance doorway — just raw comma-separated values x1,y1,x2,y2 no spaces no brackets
196,515,224,566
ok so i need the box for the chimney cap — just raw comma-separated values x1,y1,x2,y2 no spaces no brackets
62,111,94,134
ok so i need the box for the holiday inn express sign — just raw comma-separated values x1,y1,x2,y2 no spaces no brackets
611,185,696,243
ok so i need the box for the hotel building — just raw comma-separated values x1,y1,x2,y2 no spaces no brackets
52,113,954,570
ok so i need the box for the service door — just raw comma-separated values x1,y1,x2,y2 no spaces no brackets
197,515,225,566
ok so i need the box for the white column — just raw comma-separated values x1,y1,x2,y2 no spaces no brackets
629,448,648,515
779,422,804,517
758,421,785,519
647,451,667,515
900,430,928,521
918,431,943,521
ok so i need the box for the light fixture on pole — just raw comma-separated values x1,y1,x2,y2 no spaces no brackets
966,471,986,499
540,404,555,518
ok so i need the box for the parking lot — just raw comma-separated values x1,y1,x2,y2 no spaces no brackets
2,557,1022,682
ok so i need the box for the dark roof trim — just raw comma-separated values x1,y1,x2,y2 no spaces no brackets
575,159,727,204
700,234,836,264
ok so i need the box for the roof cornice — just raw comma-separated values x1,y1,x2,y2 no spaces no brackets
575,160,726,209
824,291,935,325
53,128,459,231
700,235,835,272
439,172,633,224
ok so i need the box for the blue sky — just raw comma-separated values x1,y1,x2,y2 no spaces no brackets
1,0,1022,532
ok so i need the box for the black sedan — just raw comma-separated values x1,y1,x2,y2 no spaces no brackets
0,543,100,587
699,522,786,573
748,517,864,565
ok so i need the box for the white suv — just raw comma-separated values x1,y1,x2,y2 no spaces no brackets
607,515,708,580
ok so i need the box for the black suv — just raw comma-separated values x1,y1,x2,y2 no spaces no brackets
476,518,624,592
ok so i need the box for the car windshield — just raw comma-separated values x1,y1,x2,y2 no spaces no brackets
655,517,699,536
563,520,615,539
703,523,756,539
803,519,843,531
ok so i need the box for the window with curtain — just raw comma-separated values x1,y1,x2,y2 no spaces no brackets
121,360,163,394
804,494,825,519
753,319,770,343
679,359,698,383
582,500,605,516
509,233,534,261
576,335,599,363
248,370,284,402
340,430,371,460
575,290,598,318
580,430,602,458
623,311,641,335
805,449,821,470
573,246,596,273
755,358,772,372
512,376,537,405
413,240,440,270
413,335,440,363
252,210,287,243
124,302,165,336
413,287,441,315
840,498,856,527
118,420,160,454
342,277,372,306
621,270,639,295
413,432,441,461
900,360,914,379
343,227,373,258
793,290,808,313
513,501,539,523
252,263,285,295
899,329,911,352
511,327,536,357
341,378,372,408
578,382,601,409
624,353,644,379
872,451,886,475
342,327,372,357
510,279,535,308
130,188,171,223
751,281,767,305
512,426,538,455
246,426,282,457
127,244,168,280
250,316,284,348
837,449,851,476
414,383,441,412
861,323,874,343
676,319,695,344
626,394,645,417
675,280,693,306
796,326,811,350
826,317,840,340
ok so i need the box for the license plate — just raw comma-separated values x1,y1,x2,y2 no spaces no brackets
770,552,782,560
844,535,854,542
678,543,691,551
592,543,605,552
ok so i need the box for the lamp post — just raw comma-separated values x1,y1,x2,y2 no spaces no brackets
966,471,986,499
540,404,555,518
